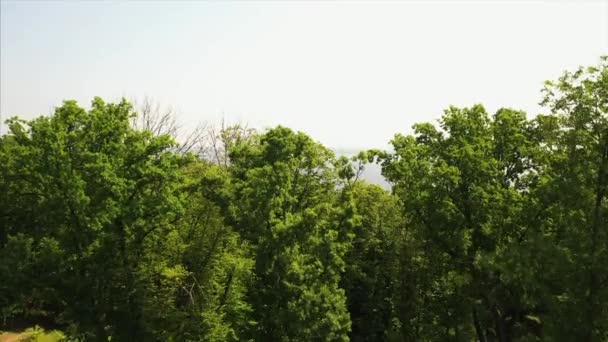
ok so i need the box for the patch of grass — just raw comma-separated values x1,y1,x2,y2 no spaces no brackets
0,326,65,342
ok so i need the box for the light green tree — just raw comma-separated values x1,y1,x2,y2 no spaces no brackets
213,126,356,341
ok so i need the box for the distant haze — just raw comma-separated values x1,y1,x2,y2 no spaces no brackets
1,1,607,149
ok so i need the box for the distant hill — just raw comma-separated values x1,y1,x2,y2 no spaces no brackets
333,149,391,190
358,162,391,190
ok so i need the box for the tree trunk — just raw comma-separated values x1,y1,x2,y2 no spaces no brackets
586,141,607,342
492,306,510,342
472,307,486,342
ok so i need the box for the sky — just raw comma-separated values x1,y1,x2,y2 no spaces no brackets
1,1,607,150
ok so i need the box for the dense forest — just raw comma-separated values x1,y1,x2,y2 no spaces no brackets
0,58,606,341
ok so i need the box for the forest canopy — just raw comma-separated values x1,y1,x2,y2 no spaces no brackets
1,57,607,341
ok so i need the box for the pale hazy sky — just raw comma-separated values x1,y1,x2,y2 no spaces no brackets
1,1,607,149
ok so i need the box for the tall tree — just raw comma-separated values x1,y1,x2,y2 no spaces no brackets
169,161,255,342
340,180,405,341
214,126,356,341
539,56,608,341
0,98,186,339
379,105,544,341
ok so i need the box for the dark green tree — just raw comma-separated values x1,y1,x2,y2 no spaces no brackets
0,98,187,339
340,179,405,341
537,56,608,341
379,105,545,341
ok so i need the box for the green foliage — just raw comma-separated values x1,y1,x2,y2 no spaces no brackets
1,56,606,341
1,98,195,339
380,104,545,341
221,126,355,341
22,326,66,342
536,56,608,341
341,182,405,341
